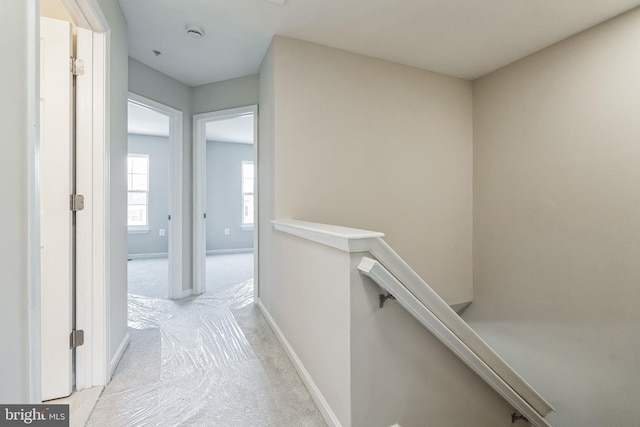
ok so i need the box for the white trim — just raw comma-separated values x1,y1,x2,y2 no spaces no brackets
27,0,42,403
206,248,253,256
109,332,130,379
127,252,168,260
75,24,95,392
127,92,183,300
40,0,110,394
271,219,384,252
127,227,150,234
59,0,107,30
181,289,193,298
258,301,342,427
193,105,258,296
89,27,108,387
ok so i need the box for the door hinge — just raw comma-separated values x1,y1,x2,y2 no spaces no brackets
70,57,84,76
70,194,85,212
70,330,84,349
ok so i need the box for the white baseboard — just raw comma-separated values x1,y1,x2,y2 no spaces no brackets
257,301,342,427
206,248,253,256
127,252,168,260
181,288,193,298
109,332,130,379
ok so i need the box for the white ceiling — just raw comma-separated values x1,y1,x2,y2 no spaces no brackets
120,0,640,87
128,102,169,137
128,101,254,143
206,115,254,144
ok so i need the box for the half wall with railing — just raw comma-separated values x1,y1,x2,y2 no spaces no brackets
260,219,554,427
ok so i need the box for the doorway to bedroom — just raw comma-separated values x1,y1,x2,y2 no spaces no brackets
193,106,258,299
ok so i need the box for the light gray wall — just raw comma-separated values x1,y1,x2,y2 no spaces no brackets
262,36,474,305
127,134,169,256
466,7,640,427
129,60,260,291
128,57,193,290
206,141,254,252
96,0,130,370
0,0,39,403
192,74,259,114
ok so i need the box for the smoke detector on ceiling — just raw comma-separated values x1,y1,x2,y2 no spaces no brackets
186,24,204,39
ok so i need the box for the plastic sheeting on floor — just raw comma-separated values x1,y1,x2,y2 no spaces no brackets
86,279,326,426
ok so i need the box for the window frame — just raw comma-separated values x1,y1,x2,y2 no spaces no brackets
127,153,150,233
241,160,255,229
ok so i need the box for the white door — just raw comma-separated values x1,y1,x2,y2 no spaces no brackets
40,16,73,401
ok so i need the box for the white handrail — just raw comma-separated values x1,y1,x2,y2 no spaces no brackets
358,257,552,427
272,219,554,426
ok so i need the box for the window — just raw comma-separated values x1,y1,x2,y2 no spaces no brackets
127,154,149,230
242,161,254,226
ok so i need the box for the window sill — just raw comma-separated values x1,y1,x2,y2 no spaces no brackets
240,224,254,231
128,227,150,234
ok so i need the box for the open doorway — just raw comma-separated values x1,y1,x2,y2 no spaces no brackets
193,106,258,298
127,94,183,300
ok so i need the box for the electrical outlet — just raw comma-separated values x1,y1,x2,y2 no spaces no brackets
159,229,165,236
224,228,230,235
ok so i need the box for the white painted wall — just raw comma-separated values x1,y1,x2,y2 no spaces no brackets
466,7,640,427
269,232,352,425
265,37,473,305
95,0,130,373
0,0,40,403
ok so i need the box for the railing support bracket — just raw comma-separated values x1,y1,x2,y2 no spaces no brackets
379,292,396,308
512,411,529,424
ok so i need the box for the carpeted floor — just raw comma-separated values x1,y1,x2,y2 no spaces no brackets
88,253,326,426
127,252,255,299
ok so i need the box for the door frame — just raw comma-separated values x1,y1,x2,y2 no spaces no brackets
127,92,184,300
29,0,111,399
193,105,259,300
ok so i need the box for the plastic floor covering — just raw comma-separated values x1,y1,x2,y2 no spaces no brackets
86,280,327,427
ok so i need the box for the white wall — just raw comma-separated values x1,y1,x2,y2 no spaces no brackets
0,0,40,403
269,233,352,425
466,7,640,427
95,0,130,373
267,37,473,305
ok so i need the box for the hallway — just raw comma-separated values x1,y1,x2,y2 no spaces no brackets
88,255,326,426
